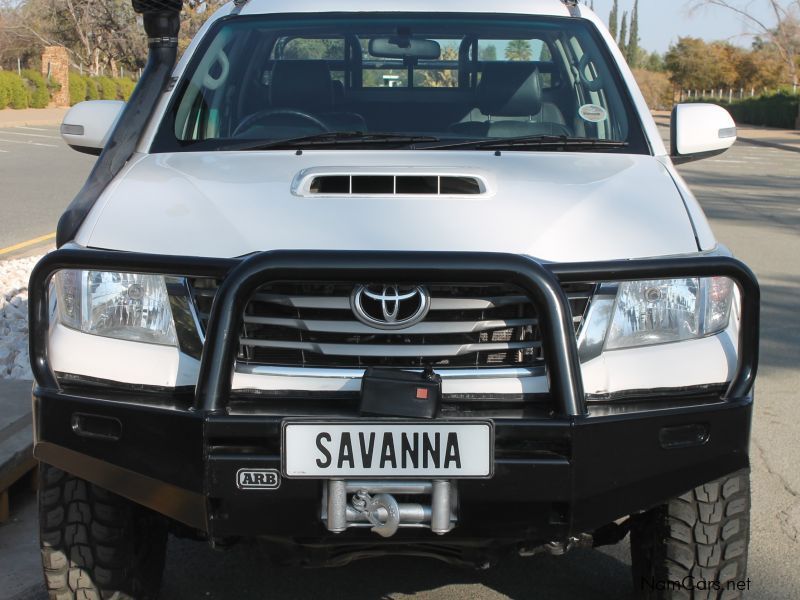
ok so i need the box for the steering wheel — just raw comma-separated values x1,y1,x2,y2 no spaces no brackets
233,109,329,137
577,54,604,92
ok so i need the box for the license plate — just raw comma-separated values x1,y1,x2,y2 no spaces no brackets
283,421,493,478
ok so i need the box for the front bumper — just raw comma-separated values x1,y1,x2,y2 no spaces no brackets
29,249,759,551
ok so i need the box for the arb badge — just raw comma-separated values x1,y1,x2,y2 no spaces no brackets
237,469,281,490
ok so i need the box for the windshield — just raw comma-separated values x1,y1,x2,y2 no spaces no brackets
153,13,649,153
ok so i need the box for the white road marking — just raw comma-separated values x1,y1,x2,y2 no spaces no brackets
0,138,57,148
0,149,9,153
13,126,49,131
1,130,60,139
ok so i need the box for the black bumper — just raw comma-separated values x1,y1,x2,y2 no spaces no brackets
29,249,759,546
33,388,752,543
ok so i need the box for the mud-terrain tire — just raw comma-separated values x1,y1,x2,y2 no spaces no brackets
630,468,750,599
38,463,168,600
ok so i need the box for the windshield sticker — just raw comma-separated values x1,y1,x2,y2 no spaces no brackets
579,104,608,123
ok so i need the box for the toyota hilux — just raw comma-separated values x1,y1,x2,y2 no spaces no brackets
30,0,759,598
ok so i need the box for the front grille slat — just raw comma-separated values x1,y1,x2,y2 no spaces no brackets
250,294,352,309
237,339,542,357
189,279,595,370
245,294,544,312
241,316,539,334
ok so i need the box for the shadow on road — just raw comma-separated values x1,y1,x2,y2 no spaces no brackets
758,276,800,373
158,538,634,600
683,174,800,233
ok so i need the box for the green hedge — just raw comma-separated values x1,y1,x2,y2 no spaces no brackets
69,72,87,106
68,73,137,105
95,76,117,100
85,76,100,100
1,70,137,108
690,92,800,129
21,69,50,108
0,71,29,109
116,77,136,101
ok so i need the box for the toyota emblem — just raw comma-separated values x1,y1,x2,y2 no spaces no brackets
351,284,431,330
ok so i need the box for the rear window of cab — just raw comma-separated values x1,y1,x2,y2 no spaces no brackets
153,13,649,153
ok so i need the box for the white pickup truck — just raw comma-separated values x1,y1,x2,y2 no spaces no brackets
29,1,759,598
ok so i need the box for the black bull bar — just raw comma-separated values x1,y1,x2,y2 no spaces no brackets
29,248,760,415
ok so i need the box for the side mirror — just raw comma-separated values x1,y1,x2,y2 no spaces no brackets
671,103,737,164
60,100,125,156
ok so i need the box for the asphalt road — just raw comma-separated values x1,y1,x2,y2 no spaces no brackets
1,130,798,599
0,126,95,251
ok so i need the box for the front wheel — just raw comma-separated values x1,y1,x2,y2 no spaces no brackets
630,468,751,599
38,463,168,600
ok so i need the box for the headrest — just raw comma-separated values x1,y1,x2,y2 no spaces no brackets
331,79,345,105
270,60,333,111
477,63,543,117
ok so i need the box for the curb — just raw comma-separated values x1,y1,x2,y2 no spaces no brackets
0,108,69,129
0,241,54,261
0,118,64,129
0,380,35,522
734,136,800,155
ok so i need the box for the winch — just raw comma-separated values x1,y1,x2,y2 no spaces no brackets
322,480,457,537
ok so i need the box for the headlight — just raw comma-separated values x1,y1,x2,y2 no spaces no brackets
605,277,734,350
54,270,177,346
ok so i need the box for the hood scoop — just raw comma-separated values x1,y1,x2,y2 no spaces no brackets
294,171,487,197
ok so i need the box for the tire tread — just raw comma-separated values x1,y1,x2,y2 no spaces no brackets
38,464,167,600
631,469,750,599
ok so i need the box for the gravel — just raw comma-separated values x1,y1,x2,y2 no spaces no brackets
0,255,41,381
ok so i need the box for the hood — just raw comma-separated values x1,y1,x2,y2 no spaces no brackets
80,150,700,262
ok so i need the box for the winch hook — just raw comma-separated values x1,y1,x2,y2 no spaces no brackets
352,490,400,538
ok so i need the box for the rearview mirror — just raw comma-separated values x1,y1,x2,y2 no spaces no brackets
60,100,125,156
671,103,737,164
369,37,441,60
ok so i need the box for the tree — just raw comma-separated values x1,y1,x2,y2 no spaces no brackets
632,68,674,109
644,51,666,72
0,0,224,75
479,44,497,61
689,0,800,86
609,0,619,40
419,45,459,87
179,1,226,55
5,0,146,75
735,45,787,88
618,10,628,54
281,38,344,60
505,39,532,61
0,4,40,69
665,37,738,89
627,0,640,67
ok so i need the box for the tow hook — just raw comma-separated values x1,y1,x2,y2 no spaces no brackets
351,490,400,538
518,533,594,557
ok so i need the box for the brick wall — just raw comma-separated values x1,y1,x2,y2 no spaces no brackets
41,47,70,107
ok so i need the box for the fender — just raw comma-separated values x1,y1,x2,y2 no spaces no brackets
55,0,183,247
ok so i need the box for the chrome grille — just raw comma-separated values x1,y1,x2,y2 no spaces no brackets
189,280,594,369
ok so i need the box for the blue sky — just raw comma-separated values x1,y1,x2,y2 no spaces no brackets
587,1,780,53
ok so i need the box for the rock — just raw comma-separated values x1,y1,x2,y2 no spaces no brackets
0,344,12,366
13,349,29,368
0,254,43,380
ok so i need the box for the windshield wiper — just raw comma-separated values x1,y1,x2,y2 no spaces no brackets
219,132,440,151
423,135,628,151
